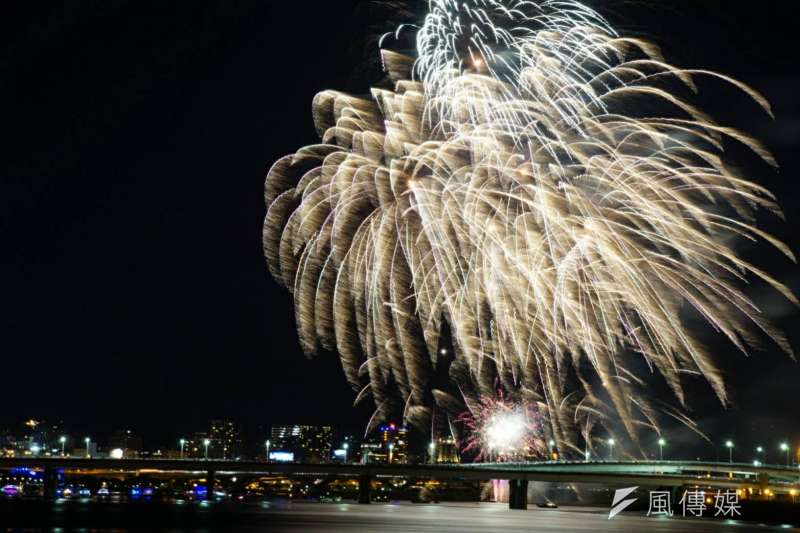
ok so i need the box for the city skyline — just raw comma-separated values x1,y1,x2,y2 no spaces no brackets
2,415,799,470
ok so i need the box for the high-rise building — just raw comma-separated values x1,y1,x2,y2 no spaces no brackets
434,435,461,463
360,423,409,464
210,420,243,460
182,432,209,459
270,425,333,463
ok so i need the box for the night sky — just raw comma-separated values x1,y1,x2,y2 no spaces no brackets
3,1,799,458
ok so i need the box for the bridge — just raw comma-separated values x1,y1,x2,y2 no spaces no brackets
2,457,798,509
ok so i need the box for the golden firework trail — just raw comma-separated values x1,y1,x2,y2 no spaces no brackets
263,0,795,457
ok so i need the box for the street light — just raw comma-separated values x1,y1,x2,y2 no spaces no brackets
388,443,395,464
585,450,591,462
780,443,790,467
725,440,734,464
607,438,615,460
59,436,66,457
266,440,271,461
203,439,210,460
179,438,186,459
343,442,349,463
756,445,764,463
84,437,91,458
548,439,556,460
428,441,436,464
658,438,666,461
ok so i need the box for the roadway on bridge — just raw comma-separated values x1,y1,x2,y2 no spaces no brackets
2,458,797,493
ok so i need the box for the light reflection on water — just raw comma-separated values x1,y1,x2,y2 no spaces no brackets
2,498,799,532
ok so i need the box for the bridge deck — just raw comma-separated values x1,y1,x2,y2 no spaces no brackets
2,458,798,491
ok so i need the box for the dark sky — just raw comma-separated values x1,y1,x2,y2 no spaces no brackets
2,1,799,458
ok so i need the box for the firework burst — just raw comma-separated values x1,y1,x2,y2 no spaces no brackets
262,0,794,456
457,389,547,462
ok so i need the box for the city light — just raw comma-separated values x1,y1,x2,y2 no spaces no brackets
179,438,186,459
607,438,615,460
59,436,66,457
726,440,734,464
780,443,791,466
84,437,91,458
269,451,294,462
658,438,666,461
203,439,211,460
343,442,349,463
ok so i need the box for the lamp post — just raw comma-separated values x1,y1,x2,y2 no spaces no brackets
203,439,210,460
780,443,790,467
607,438,615,461
59,436,66,457
428,441,436,464
388,443,395,464
266,440,271,461
548,439,556,460
585,450,590,462
756,446,765,465
343,442,349,463
658,438,666,461
84,437,91,458
179,438,186,459
725,440,734,464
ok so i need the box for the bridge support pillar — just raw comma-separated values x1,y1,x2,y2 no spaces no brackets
509,479,528,510
358,474,372,504
43,468,58,500
206,470,216,499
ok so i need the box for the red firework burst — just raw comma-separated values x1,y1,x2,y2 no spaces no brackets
457,390,547,462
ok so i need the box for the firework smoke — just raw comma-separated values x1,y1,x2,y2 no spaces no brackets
262,0,794,457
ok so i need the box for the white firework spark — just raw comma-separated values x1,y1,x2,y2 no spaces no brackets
262,0,794,457
457,387,547,461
